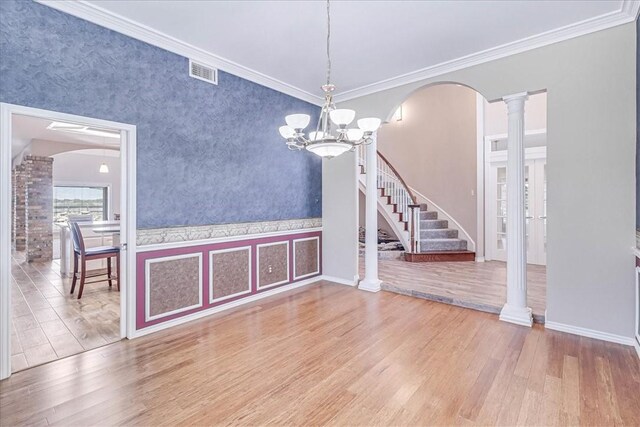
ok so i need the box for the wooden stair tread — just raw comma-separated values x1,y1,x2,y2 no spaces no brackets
404,251,476,263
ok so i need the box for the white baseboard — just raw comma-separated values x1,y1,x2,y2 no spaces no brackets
321,275,357,287
475,256,485,263
545,321,636,346
635,339,640,359
132,276,323,338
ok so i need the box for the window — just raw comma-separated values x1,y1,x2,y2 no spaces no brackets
53,186,108,223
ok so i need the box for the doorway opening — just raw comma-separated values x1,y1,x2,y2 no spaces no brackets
0,104,136,379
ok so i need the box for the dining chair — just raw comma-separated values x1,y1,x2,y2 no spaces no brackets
69,221,120,299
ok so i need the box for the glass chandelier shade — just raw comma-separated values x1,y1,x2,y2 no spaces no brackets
277,0,381,159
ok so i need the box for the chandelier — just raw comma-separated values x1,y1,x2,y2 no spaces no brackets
278,0,381,159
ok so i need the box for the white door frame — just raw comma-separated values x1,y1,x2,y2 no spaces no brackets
0,103,137,380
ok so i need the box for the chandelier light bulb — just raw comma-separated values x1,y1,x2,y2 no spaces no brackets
357,117,382,132
329,109,356,126
308,131,326,141
346,128,364,141
285,114,311,130
278,125,296,139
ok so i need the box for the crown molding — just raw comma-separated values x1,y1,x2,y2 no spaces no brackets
37,0,638,106
37,0,324,106
333,0,640,102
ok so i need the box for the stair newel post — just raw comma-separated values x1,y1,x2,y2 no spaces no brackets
359,132,382,292
408,204,421,254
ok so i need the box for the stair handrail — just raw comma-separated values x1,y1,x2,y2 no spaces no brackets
357,145,421,253
376,151,417,205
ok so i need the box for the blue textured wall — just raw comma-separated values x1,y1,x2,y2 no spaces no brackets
0,0,321,229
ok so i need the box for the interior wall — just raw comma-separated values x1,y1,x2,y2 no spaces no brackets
325,22,636,338
52,151,122,219
0,0,321,230
377,84,478,243
484,92,548,136
323,152,358,283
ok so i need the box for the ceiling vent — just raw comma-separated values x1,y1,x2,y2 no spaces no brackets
189,59,218,85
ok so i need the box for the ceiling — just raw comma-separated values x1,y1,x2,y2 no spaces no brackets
43,1,638,104
12,114,120,158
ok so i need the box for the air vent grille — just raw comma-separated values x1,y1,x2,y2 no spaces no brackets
189,60,218,85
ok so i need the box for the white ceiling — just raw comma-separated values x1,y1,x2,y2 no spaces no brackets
12,114,120,157
44,0,638,104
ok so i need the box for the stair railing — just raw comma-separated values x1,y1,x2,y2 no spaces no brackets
358,145,421,253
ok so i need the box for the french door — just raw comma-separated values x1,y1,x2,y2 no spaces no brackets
487,150,546,265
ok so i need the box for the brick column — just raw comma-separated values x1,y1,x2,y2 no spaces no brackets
24,155,54,262
13,165,27,251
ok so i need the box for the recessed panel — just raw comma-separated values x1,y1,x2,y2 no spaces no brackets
293,237,319,280
210,247,251,303
146,254,202,321
257,242,289,289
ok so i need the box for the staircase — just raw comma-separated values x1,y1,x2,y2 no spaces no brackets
358,147,475,262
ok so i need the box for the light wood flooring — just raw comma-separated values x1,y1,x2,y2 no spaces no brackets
10,251,120,373
1,281,638,426
360,258,546,322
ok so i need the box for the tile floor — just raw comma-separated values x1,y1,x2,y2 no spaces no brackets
10,252,120,373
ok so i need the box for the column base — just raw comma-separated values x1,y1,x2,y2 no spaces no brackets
358,278,382,293
499,303,533,327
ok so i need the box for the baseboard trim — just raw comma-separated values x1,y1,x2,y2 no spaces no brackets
634,339,640,359
321,275,357,287
545,321,636,346
132,276,323,338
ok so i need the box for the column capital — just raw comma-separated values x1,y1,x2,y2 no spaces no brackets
502,92,529,104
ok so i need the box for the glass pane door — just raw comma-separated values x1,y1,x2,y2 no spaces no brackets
496,166,507,255
487,157,546,265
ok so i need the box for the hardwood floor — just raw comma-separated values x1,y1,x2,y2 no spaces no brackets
1,281,638,426
10,251,120,373
361,258,547,322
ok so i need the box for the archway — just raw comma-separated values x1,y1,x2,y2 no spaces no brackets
356,82,547,324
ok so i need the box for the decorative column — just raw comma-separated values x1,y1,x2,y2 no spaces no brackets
499,92,533,327
359,132,381,292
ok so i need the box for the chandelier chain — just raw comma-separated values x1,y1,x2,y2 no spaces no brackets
326,0,331,86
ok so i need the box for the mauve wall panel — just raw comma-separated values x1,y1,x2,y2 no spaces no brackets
0,0,321,229
148,255,201,318
136,231,320,330
210,248,251,301
257,243,289,288
294,238,319,278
